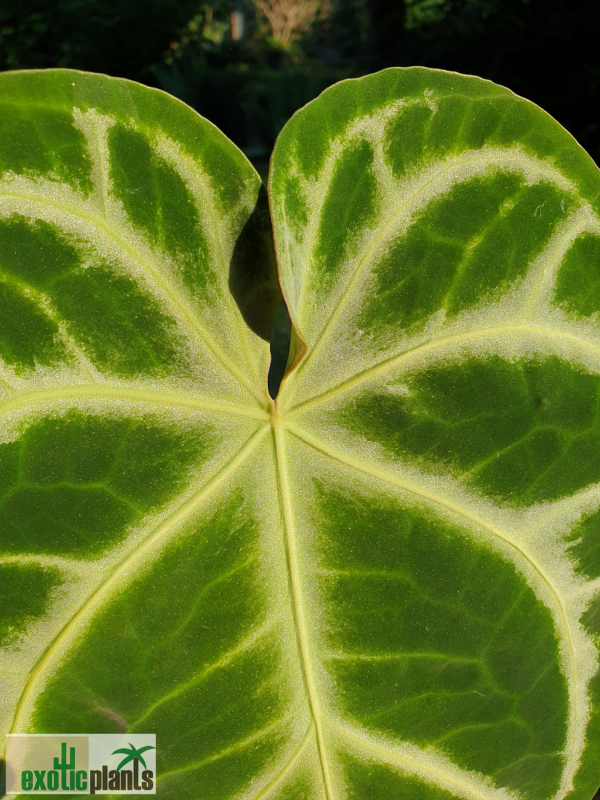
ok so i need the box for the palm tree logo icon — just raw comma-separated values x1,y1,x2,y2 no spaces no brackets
111,742,155,773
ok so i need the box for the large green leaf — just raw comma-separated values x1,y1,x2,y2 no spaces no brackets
2,66,600,800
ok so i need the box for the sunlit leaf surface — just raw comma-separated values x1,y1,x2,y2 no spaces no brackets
2,67,600,800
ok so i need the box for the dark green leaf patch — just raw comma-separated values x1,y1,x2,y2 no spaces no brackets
0,214,81,287
555,233,600,318
0,214,76,370
570,666,600,800
0,215,184,376
566,510,600,580
315,141,378,292
359,176,571,334
384,102,435,178
341,757,465,800
0,103,93,194
262,768,319,800
574,588,600,800
282,173,309,237
316,486,567,799
0,279,65,370
342,356,600,505
0,563,62,646
108,124,213,296
50,267,183,377
0,412,211,556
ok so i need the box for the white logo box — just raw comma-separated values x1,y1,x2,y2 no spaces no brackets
5,734,156,794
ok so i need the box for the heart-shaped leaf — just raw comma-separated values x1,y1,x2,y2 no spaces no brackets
2,67,600,800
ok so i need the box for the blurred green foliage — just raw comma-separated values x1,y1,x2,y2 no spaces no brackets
156,52,351,170
0,0,201,79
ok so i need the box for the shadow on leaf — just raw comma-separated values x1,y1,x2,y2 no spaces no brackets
229,184,282,342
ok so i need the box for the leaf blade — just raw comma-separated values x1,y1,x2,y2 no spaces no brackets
270,67,600,800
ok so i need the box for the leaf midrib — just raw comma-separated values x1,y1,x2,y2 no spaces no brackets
272,419,335,800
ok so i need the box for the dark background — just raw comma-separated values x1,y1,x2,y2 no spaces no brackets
0,0,597,179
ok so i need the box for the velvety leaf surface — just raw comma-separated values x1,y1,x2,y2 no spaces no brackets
2,66,600,800
0,68,284,800
270,68,600,800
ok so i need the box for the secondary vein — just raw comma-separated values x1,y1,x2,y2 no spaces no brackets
288,323,600,417
0,384,268,422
